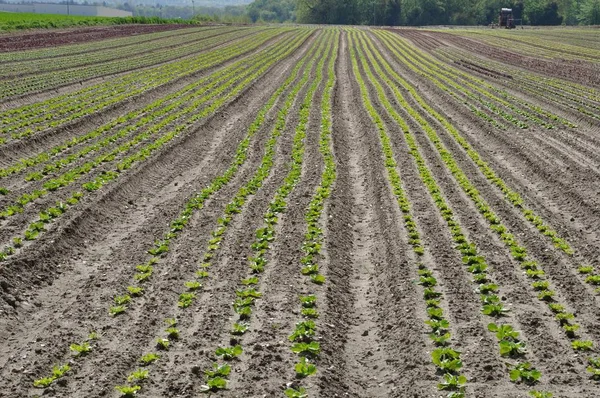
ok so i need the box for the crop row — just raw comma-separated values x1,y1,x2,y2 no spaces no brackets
348,29,468,398
0,32,302,223
0,27,275,101
29,29,316,391
0,30,312,265
283,29,339,398
0,27,278,142
351,29,553,397
377,30,573,130
111,31,328,396
0,27,240,78
0,29,288,177
0,26,208,63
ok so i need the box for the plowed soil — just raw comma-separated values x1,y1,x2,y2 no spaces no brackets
1,25,599,398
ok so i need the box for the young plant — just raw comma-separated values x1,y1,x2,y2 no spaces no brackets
431,347,462,372
294,357,317,378
156,338,169,350
127,369,149,383
215,345,243,360
572,340,593,351
291,341,320,357
109,305,127,316
205,363,231,378
437,373,466,392
285,386,308,398
231,323,249,335
115,385,141,397
200,376,227,392
70,342,91,357
509,362,541,384
140,353,160,365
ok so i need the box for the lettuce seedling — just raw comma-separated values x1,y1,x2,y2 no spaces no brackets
184,281,202,291
482,303,508,317
140,353,160,365
430,332,451,346
499,340,526,357
165,327,179,339
572,340,593,351
109,305,126,316
232,323,249,335
291,341,320,357
509,362,541,384
301,308,319,318
311,274,325,284
127,286,144,296
426,319,449,333
178,292,195,308
432,348,462,372
578,266,594,274
215,345,242,360
529,391,552,398
127,369,149,383
285,386,308,398
205,363,231,378
488,323,520,341
295,357,317,378
156,338,169,350
115,385,141,397
200,376,227,392
70,342,91,357
437,373,466,391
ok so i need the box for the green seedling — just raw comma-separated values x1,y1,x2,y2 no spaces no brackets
215,345,242,360
294,357,317,378
178,292,195,308
115,385,141,397
205,363,231,378
232,323,249,335
488,323,520,341
127,369,149,383
300,294,317,307
563,324,580,337
285,386,308,398
426,319,450,333
430,332,451,346
291,341,320,357
156,338,169,350
572,340,593,351
200,376,227,392
114,295,131,306
88,331,99,340
109,305,127,316
165,327,180,339
196,270,209,279
509,362,541,384
301,308,319,318
432,347,462,372
289,321,316,342
499,340,527,357
241,276,258,285
140,353,160,365
578,266,594,274
184,281,202,291
127,286,144,296
70,342,91,357
12,237,23,248
529,392,553,398
438,373,466,392
310,274,325,284
531,281,549,290
482,303,508,317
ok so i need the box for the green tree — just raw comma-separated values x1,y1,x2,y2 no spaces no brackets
578,0,600,23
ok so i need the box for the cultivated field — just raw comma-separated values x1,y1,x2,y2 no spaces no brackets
0,25,599,398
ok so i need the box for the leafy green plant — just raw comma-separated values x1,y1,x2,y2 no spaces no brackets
140,353,160,365
115,385,141,397
215,345,242,360
488,323,520,341
509,362,541,384
109,305,127,316
200,376,227,392
127,369,149,383
184,281,201,291
482,303,508,316
432,347,462,372
285,386,308,398
572,340,593,351
70,342,91,357
178,292,195,308
438,373,466,392
114,295,131,306
33,364,70,388
165,327,180,339
291,341,320,357
231,323,249,335
294,357,317,378
205,363,231,378
529,391,552,398
578,266,594,274
156,338,169,350
127,286,144,296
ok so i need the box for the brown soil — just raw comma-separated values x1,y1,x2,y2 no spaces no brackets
0,24,194,52
1,26,599,398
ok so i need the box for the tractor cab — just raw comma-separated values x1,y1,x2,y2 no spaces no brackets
499,8,516,28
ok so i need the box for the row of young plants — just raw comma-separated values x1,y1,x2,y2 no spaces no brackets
0,26,210,63
283,29,339,398
346,29,468,398
377,31,569,130
0,30,302,200
112,31,328,397
435,48,600,122
0,33,298,221
0,27,240,78
359,30,598,381
0,27,278,142
351,29,552,397
1,30,313,266
378,36,600,296
0,27,276,102
31,29,317,393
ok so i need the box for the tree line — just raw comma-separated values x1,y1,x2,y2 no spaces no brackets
248,0,600,25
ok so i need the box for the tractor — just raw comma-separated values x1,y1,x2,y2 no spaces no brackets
499,8,516,28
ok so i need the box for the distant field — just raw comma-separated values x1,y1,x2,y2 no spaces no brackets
0,12,195,31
